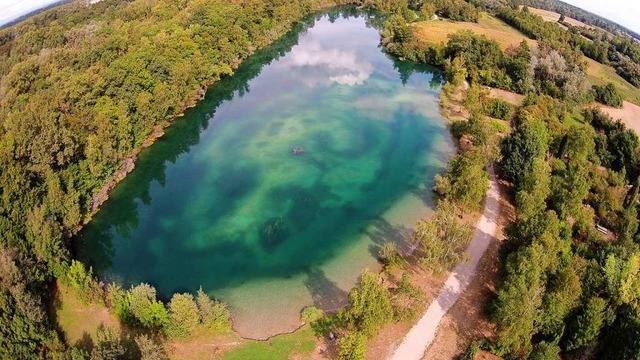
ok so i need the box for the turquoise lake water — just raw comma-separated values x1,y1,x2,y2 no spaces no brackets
76,9,452,338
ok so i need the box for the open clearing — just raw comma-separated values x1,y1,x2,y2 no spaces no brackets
412,12,535,50
585,57,640,106
413,12,640,107
598,101,640,137
54,282,121,350
528,7,592,29
488,88,524,106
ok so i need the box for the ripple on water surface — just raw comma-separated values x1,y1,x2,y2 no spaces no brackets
76,9,453,339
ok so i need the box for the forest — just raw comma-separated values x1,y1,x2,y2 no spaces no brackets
0,0,360,357
1,0,640,358
382,1,640,358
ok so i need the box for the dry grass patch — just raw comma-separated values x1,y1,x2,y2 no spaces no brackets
598,101,640,137
585,57,640,106
487,87,524,106
164,326,243,360
54,281,121,350
527,7,591,29
412,12,535,50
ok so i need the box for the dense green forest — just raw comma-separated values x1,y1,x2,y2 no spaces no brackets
381,1,640,358
2,0,640,358
0,0,361,357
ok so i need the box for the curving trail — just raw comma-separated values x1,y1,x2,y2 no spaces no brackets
390,168,501,360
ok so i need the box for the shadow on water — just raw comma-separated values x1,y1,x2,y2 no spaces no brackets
303,268,349,311
75,6,451,299
365,217,414,258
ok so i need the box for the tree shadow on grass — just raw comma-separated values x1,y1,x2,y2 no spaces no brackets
74,331,94,353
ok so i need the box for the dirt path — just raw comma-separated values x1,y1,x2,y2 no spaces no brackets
390,168,501,360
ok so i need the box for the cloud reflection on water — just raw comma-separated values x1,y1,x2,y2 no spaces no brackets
283,40,374,87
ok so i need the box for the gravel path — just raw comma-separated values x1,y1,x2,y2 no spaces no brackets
390,168,501,360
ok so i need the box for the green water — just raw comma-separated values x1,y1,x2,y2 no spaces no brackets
77,9,452,338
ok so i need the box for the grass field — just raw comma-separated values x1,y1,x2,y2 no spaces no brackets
527,7,592,29
584,57,640,106
54,282,121,349
222,326,317,360
412,11,640,106
412,12,535,50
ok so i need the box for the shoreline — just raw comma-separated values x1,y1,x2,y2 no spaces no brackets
73,6,455,342
85,80,214,219
79,3,362,225
390,168,501,360
80,19,309,224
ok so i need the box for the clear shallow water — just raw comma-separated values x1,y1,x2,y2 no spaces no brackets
76,9,452,338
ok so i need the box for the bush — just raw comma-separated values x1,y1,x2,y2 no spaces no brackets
483,98,515,120
340,270,393,337
128,284,168,328
135,334,168,360
165,293,200,338
460,340,481,360
378,242,402,268
490,120,508,133
301,306,324,323
593,83,623,108
338,332,366,360
91,326,125,360
196,287,231,331
63,260,104,304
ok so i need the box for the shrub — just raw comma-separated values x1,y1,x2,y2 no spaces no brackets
490,119,508,133
593,83,623,108
482,98,515,120
63,260,104,304
301,306,324,323
128,284,168,328
91,326,124,360
378,242,402,268
165,293,200,338
135,334,168,360
196,287,231,331
340,270,393,337
338,332,366,360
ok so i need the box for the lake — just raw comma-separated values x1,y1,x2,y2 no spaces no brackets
76,8,452,339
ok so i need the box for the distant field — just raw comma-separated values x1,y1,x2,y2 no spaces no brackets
585,57,640,106
412,12,535,50
412,10,640,107
598,101,640,137
527,7,592,29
